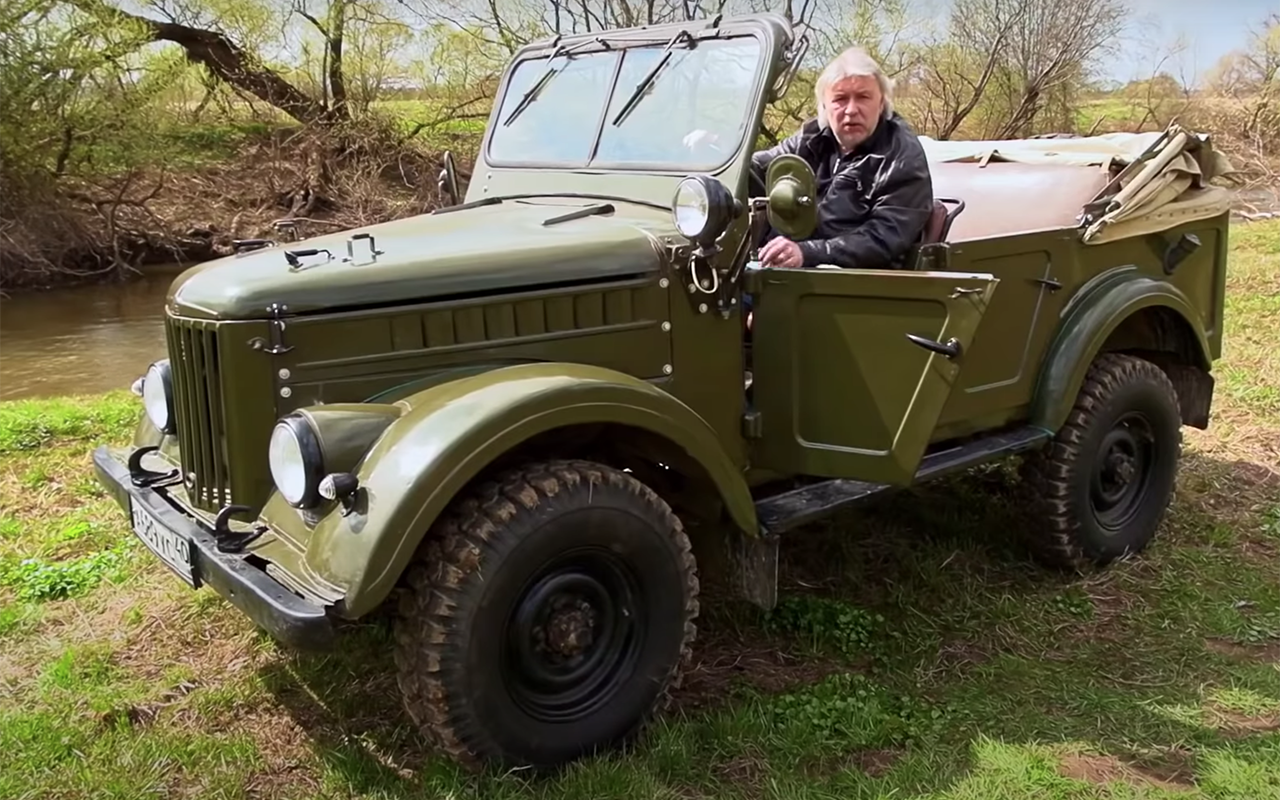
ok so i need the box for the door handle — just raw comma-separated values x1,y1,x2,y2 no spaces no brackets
906,334,962,359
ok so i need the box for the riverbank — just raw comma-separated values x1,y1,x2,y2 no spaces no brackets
0,220,1276,798
0,119,460,294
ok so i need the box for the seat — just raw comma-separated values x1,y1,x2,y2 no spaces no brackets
921,197,966,244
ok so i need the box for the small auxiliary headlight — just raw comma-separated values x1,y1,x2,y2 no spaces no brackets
142,360,175,434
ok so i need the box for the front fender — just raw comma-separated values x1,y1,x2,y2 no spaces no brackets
1030,268,1213,432
283,363,757,618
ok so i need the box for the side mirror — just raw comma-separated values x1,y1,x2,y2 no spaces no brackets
437,151,461,206
765,154,817,240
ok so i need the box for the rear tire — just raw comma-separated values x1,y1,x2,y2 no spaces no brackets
1020,353,1183,570
393,459,699,770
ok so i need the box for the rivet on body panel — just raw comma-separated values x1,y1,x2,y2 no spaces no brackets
698,303,708,313
280,387,292,398
663,364,673,375
278,368,291,380
661,321,671,332
659,278,669,288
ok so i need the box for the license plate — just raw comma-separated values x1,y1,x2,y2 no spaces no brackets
130,500,197,587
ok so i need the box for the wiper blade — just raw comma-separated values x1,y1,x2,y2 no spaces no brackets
610,30,694,128
503,37,610,127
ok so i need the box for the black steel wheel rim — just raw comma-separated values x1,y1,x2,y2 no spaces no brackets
503,547,643,724
1090,411,1156,532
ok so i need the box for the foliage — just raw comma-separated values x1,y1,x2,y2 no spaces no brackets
1,0,1277,289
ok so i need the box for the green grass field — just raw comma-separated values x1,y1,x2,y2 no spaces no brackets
1,221,1278,799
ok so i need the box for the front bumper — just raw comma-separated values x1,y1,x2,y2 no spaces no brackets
93,445,336,650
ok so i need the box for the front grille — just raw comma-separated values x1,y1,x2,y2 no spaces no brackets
166,316,231,509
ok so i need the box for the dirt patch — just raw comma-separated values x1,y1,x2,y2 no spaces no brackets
852,748,903,777
1205,637,1280,662
243,762,322,800
97,680,198,728
672,625,846,713
1059,752,1195,791
800,747,903,780
112,594,262,681
713,751,768,794
1207,708,1280,738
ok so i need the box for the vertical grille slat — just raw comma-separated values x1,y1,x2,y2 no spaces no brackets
184,325,212,498
168,316,231,511
172,323,200,488
200,324,227,507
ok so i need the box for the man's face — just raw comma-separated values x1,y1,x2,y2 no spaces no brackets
823,74,882,150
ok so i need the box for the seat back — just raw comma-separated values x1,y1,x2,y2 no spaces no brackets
921,200,948,244
920,197,965,244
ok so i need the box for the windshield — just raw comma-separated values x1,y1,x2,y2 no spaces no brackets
485,35,764,171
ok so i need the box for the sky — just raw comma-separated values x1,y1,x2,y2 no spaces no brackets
1093,0,1274,85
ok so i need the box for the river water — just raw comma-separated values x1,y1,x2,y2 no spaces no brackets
0,269,181,401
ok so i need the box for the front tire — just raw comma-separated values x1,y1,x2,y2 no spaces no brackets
1020,353,1183,570
393,459,699,770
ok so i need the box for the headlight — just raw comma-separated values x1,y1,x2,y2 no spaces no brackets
673,178,711,239
142,360,175,434
268,414,324,508
671,175,735,248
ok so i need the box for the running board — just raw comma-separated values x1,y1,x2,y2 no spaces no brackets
755,425,1051,535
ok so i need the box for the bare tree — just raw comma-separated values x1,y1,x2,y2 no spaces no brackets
976,0,1128,138
907,0,1024,139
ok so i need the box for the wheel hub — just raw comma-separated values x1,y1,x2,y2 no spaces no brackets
1091,413,1155,531
504,551,641,724
539,596,597,659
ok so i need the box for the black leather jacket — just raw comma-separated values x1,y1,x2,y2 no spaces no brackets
751,113,934,269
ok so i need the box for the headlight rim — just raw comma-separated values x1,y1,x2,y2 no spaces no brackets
673,177,712,239
671,174,734,248
142,359,175,435
269,413,326,509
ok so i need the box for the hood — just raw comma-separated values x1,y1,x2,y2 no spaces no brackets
168,199,676,320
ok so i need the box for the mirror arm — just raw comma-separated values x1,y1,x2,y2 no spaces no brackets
713,200,767,318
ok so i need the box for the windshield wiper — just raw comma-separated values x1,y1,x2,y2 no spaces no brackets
610,30,695,128
503,37,610,127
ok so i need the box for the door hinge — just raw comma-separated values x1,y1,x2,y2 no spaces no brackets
742,410,763,439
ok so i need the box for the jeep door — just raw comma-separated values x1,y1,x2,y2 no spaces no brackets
749,268,998,485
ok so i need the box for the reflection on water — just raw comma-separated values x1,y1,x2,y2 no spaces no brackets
0,269,182,401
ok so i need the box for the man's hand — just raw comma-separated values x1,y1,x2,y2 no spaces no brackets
759,236,804,269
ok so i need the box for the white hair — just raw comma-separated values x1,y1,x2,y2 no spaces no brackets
814,46,895,128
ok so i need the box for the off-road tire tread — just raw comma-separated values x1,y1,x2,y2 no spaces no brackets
392,458,699,769
1020,353,1181,571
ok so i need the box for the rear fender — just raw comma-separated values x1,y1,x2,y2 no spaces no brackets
290,363,757,617
1031,269,1213,432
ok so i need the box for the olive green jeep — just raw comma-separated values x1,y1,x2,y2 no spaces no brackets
93,11,1235,772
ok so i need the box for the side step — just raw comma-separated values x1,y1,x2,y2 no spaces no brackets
755,425,1051,535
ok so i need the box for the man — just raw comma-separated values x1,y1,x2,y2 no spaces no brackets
687,46,934,270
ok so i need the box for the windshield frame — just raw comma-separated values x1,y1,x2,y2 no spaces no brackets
480,28,772,176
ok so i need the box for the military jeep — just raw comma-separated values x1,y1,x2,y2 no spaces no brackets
93,11,1234,771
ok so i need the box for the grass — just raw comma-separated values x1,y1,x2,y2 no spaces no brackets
1,221,1278,799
